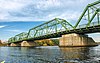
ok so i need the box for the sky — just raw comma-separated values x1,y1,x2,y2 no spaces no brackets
0,0,100,42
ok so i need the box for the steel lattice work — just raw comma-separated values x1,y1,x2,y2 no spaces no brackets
27,18,74,40
8,0,100,43
75,0,100,28
8,32,28,43
8,18,74,43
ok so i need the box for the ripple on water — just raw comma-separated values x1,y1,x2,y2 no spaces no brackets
0,46,100,63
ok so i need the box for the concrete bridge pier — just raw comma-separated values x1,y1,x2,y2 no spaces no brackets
59,33,98,47
9,41,37,47
7,44,10,46
21,41,36,47
10,43,21,47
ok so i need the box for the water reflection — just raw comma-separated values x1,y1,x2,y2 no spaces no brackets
0,46,100,63
59,47,90,63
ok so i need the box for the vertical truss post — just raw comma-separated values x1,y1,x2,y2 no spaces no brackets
46,24,48,35
74,6,88,28
88,8,90,22
34,30,38,37
55,23,57,33
55,18,69,31
27,29,31,38
86,9,98,27
74,0,100,28
97,12,99,25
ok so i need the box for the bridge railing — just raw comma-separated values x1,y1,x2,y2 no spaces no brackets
90,21,100,26
76,21,100,29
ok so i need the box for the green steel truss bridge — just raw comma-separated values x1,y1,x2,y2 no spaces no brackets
8,1,100,43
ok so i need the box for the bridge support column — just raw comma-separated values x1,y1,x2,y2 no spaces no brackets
7,44,10,46
10,43,20,47
59,33,98,47
21,41,36,47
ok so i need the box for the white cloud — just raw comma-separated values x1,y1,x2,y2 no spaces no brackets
0,25,7,28
0,0,33,21
6,29,24,33
0,1,24,10
0,0,96,21
35,0,61,10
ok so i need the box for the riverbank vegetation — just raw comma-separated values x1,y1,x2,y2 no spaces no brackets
35,39,59,46
0,40,7,46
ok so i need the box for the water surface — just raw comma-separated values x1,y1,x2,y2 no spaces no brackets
0,46,100,63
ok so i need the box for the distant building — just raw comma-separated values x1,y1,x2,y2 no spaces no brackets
0,40,7,46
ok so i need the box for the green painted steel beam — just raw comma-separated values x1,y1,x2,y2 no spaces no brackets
86,9,100,27
30,18,58,30
74,0,100,28
27,18,73,39
97,12,99,24
55,18,69,31
8,32,28,43
74,6,88,28
88,0,100,7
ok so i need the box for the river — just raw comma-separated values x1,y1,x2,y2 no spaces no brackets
0,45,100,63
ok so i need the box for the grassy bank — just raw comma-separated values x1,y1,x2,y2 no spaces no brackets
35,39,59,46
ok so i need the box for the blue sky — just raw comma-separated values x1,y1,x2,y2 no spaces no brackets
0,0,100,42
0,22,44,41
